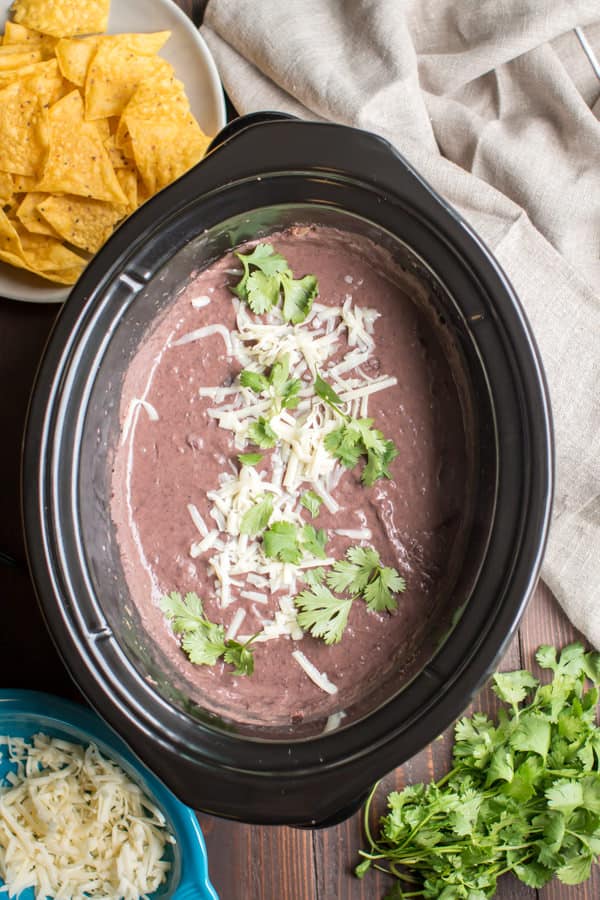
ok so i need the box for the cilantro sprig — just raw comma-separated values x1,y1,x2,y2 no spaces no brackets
357,643,600,897
160,591,258,675
315,372,398,486
295,585,353,645
232,243,318,324
293,545,405,643
240,354,301,413
262,521,328,565
327,545,405,612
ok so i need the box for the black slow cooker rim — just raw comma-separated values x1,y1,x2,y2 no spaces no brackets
22,120,553,824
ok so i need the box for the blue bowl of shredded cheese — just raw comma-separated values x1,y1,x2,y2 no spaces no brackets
0,691,217,900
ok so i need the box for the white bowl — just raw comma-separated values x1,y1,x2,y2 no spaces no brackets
0,0,226,303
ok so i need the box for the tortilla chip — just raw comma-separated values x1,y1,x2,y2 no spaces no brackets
36,90,127,205
0,45,42,69
12,173,38,192
2,22,58,56
115,165,137,214
93,117,110,140
0,80,47,176
0,172,13,205
54,35,99,85
37,193,123,253
15,191,57,236
0,206,81,282
11,0,110,39
85,44,172,120
103,133,131,168
122,74,210,195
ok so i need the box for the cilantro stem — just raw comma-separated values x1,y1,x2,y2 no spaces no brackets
362,781,381,851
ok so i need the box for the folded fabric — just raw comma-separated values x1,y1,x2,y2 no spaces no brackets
201,0,600,646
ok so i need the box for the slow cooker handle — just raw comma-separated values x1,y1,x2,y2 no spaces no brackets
206,110,299,154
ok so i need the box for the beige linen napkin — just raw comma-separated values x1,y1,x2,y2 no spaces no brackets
201,0,600,645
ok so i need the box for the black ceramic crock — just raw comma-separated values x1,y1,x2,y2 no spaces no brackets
22,115,553,826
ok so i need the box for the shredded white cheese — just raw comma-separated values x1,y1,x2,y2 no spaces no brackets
172,324,233,356
292,651,338,694
0,733,173,900
121,398,159,445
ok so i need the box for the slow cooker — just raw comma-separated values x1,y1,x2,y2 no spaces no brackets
22,114,553,826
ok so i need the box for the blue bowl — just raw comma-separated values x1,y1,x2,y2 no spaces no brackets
0,690,218,900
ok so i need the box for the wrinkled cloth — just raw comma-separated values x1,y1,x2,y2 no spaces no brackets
201,0,600,645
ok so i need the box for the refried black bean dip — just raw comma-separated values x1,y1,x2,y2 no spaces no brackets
111,225,472,726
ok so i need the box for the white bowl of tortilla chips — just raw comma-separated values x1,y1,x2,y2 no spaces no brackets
0,0,226,303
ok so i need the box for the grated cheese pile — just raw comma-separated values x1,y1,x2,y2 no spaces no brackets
173,277,398,693
0,733,173,900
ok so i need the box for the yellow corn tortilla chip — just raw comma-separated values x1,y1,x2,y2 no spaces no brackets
0,206,85,283
0,81,47,176
37,193,124,253
93,117,110,140
54,35,99,85
4,22,37,42
0,45,42,69
12,173,38,192
36,90,127,205
15,191,58,236
115,165,137,213
85,46,173,120
121,74,210,195
103,133,130,168
2,23,58,56
58,31,170,90
16,221,87,270
0,172,13,205
11,0,110,39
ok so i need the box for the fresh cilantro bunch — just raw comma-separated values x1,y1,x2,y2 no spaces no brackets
315,373,398,487
233,243,319,323
240,354,302,414
160,591,258,675
295,546,405,643
357,643,600,898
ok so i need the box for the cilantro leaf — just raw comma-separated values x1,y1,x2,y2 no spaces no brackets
239,494,273,536
294,585,353,645
247,416,278,448
324,424,363,468
181,621,226,666
327,545,405,612
301,524,327,559
314,372,344,409
245,270,280,314
233,243,290,300
223,637,256,676
281,273,318,324
238,452,263,467
493,670,539,706
303,566,325,587
363,564,405,612
324,415,398,486
263,521,302,564
240,369,269,393
300,490,323,518
160,591,257,675
269,354,302,410
236,243,290,277
232,244,317,324
159,591,205,633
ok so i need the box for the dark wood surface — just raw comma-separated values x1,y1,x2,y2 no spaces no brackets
0,3,596,898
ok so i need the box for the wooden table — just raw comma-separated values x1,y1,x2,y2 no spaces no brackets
1,3,597,897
